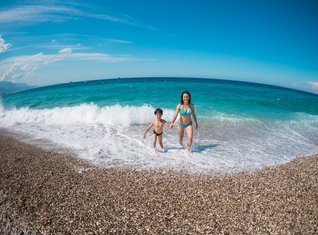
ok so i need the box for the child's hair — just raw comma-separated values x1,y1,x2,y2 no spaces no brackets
154,108,163,115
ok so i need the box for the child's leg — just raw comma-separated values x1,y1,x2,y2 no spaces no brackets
152,133,157,148
158,135,163,149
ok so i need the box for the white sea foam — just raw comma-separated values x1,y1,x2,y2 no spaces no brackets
0,103,174,126
1,103,318,174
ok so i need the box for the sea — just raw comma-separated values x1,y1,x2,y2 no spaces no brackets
1,77,318,174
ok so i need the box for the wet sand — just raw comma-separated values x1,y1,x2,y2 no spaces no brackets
0,132,317,234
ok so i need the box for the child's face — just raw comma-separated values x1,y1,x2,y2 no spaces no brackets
156,112,162,119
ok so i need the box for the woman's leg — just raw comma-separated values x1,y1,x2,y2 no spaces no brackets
178,125,184,146
185,125,193,150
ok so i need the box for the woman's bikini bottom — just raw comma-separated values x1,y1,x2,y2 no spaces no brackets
180,121,192,128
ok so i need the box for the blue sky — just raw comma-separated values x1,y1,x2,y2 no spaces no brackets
0,0,317,93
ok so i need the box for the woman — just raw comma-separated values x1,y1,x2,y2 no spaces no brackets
169,91,199,150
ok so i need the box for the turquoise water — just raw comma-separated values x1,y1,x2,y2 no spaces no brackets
1,77,318,173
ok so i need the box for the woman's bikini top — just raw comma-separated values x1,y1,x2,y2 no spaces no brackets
180,105,192,116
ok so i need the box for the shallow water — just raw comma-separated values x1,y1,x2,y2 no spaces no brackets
1,77,318,173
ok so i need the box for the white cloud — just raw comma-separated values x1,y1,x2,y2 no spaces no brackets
0,35,12,53
0,53,43,83
308,81,318,89
0,5,79,24
59,47,72,54
0,4,155,29
0,51,133,83
107,39,133,44
41,40,84,51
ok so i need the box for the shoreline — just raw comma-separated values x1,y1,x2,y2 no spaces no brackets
0,131,317,234
2,128,316,176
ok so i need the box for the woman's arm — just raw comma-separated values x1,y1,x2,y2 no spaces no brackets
191,104,199,129
169,104,181,128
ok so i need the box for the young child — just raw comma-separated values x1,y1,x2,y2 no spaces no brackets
143,108,168,150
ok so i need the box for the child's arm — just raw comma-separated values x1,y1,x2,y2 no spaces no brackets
163,119,169,128
143,122,154,139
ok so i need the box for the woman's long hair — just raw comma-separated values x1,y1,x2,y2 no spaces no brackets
180,90,191,104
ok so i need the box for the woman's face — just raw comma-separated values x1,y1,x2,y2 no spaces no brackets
183,93,190,103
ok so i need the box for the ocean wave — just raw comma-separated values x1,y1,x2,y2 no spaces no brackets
0,103,175,127
1,102,318,173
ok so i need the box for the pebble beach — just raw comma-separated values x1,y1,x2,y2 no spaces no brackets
0,131,317,234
